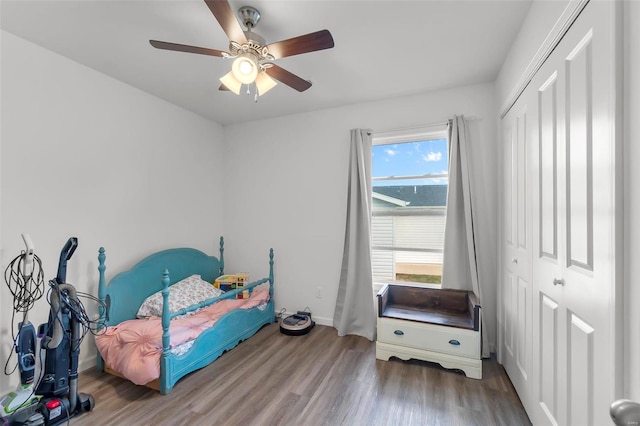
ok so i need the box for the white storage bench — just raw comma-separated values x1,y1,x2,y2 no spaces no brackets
376,284,482,379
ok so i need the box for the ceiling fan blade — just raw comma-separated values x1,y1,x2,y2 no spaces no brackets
266,29,334,59
219,84,230,91
265,65,312,92
150,40,225,57
204,0,247,44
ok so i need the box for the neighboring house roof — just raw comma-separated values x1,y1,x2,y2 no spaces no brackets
372,192,408,207
372,185,447,207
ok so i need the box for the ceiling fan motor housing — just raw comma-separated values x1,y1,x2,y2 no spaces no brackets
230,6,270,62
238,6,261,29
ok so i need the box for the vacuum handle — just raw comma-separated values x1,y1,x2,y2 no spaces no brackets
56,237,78,283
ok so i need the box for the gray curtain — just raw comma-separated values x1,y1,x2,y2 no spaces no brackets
442,116,489,357
333,128,376,341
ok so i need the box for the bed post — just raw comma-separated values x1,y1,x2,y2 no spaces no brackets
269,248,274,299
160,269,171,394
96,247,106,372
219,236,224,276
161,269,171,352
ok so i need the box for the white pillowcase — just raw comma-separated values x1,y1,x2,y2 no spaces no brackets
136,274,224,318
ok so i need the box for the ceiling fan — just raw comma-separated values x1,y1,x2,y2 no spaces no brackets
149,0,335,99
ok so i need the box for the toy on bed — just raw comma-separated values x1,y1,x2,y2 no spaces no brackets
214,273,250,297
95,237,274,394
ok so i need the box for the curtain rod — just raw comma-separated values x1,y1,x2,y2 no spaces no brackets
369,116,481,136
369,121,450,136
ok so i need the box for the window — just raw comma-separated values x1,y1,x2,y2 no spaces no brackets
371,126,448,287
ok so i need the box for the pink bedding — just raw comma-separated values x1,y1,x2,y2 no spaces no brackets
96,288,270,385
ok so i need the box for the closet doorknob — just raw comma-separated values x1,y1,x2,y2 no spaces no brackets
553,278,565,286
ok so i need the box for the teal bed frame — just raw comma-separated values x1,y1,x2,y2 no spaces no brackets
96,237,274,394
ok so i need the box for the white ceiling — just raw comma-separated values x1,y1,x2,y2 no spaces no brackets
1,0,532,125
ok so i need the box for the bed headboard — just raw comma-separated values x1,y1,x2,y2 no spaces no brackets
98,237,224,326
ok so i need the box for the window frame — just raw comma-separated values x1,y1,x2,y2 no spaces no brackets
371,124,449,288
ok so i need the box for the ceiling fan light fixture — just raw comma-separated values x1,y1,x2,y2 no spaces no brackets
219,71,242,95
231,53,258,84
255,71,277,96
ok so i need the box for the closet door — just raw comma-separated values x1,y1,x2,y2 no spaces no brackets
530,2,620,425
500,99,533,414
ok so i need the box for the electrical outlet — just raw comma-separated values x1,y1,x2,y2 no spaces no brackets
316,286,322,299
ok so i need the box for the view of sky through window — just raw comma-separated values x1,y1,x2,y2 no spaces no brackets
372,139,448,186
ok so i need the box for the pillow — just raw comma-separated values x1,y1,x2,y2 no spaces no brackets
136,274,224,318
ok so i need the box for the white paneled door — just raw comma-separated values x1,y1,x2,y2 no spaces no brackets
501,97,533,415
501,1,621,425
532,2,620,425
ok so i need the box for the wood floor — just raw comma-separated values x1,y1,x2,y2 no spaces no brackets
72,324,531,426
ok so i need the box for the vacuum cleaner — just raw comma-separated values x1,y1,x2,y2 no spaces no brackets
1,236,95,425
0,235,41,418
280,310,315,336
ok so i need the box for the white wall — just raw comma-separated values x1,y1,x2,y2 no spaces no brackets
222,83,499,351
624,0,640,402
0,31,226,394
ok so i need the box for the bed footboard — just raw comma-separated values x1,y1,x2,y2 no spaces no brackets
158,248,275,394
